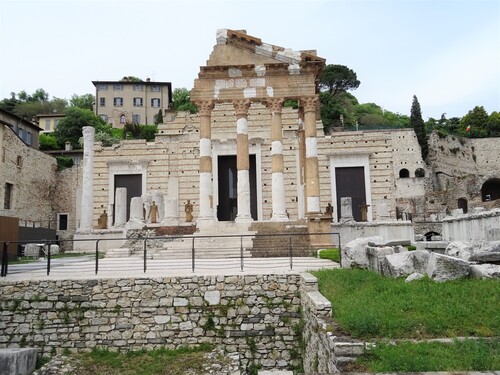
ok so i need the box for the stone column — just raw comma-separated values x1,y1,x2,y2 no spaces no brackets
302,96,321,216
196,100,215,223
79,126,95,231
114,187,127,227
233,99,253,222
266,98,288,221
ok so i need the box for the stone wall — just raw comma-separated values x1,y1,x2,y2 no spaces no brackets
442,208,500,241
0,274,304,373
0,125,57,226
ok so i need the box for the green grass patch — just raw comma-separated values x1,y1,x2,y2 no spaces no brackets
318,248,340,263
356,339,500,372
76,344,214,375
313,268,499,339
10,252,91,264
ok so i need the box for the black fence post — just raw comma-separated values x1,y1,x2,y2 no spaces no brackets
289,236,293,270
143,238,147,273
1,242,8,277
191,237,195,272
95,240,100,275
46,242,51,276
240,236,244,271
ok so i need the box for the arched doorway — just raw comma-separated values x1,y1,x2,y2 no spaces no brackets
399,168,409,178
481,178,500,202
457,198,468,213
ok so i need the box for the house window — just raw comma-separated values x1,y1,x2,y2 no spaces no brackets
18,128,25,140
113,84,123,91
133,84,144,91
44,120,51,131
151,85,160,92
4,183,13,209
97,84,108,91
26,132,32,145
57,213,68,231
132,114,140,124
16,156,22,168
133,97,143,107
151,98,161,108
99,97,105,106
100,114,108,122
114,97,123,107
120,114,126,124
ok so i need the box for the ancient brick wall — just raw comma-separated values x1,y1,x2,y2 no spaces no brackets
0,125,57,226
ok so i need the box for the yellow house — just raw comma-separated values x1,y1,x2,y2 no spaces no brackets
36,113,66,133
92,78,172,128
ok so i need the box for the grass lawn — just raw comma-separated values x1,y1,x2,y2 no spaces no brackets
313,268,500,372
355,339,500,372
70,345,217,375
318,248,340,263
313,268,499,339
9,252,91,264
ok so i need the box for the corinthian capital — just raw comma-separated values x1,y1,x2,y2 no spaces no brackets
265,98,284,113
301,96,318,113
232,99,251,117
194,100,215,116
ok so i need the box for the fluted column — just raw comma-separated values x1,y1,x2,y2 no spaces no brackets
80,126,95,231
195,100,215,222
302,96,321,216
233,99,253,222
266,98,288,221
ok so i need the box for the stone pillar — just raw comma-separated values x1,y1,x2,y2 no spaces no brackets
196,100,215,223
79,126,95,232
233,99,253,222
162,177,179,226
302,96,321,217
126,197,145,229
114,187,127,227
340,197,354,222
266,98,288,221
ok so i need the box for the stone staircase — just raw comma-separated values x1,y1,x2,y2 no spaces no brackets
249,221,313,257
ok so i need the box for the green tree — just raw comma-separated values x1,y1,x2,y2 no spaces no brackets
410,95,428,161
154,109,163,125
120,76,143,82
54,107,110,148
39,133,60,150
459,106,489,138
487,111,500,137
320,64,360,97
70,93,95,110
0,89,67,119
0,92,20,113
172,88,197,113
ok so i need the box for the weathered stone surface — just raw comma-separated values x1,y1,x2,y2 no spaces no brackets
469,251,500,264
0,348,38,375
382,250,429,278
426,252,470,282
341,236,383,269
405,272,425,282
366,246,395,274
470,264,500,279
204,290,221,305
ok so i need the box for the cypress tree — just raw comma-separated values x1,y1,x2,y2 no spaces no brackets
410,95,428,161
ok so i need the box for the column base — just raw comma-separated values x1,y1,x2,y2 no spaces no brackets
235,215,253,223
271,213,289,222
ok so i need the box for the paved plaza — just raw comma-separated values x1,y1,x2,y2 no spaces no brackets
2,256,339,281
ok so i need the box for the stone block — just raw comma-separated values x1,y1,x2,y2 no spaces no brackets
341,236,383,269
469,251,500,264
0,348,38,375
470,264,500,279
382,250,429,278
426,252,470,282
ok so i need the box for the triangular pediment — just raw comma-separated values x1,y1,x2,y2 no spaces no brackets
206,29,325,67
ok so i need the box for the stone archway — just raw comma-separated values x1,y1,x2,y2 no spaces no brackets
481,178,500,202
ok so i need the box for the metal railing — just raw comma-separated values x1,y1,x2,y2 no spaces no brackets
1,232,341,278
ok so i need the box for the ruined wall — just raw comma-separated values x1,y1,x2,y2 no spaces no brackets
0,125,57,226
0,274,303,373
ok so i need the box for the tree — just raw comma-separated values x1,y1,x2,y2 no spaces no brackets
320,91,358,131
487,111,500,137
459,106,489,138
0,89,67,119
172,88,197,113
120,76,143,82
70,93,95,110
410,95,428,161
319,64,360,97
39,133,60,150
154,109,163,125
54,107,110,148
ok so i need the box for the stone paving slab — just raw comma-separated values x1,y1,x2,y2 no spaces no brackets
1,257,339,281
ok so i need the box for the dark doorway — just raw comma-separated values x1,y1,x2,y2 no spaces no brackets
335,166,366,222
114,174,142,222
481,178,500,202
457,198,468,213
217,155,257,221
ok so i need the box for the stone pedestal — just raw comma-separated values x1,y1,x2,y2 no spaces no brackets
126,197,145,229
308,217,335,248
114,187,127,227
340,197,354,223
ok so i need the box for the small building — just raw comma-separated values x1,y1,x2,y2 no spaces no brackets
92,78,172,128
35,113,66,133
0,108,42,149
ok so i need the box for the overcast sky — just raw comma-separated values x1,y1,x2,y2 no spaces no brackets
1,0,499,119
